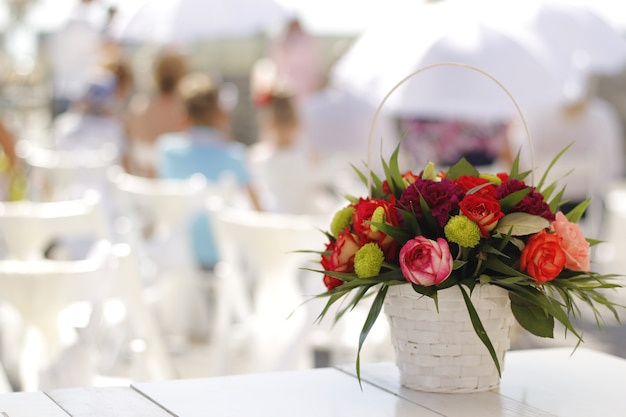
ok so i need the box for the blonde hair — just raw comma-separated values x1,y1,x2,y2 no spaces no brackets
178,72,221,125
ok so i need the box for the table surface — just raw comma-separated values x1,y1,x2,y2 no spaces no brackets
0,347,623,417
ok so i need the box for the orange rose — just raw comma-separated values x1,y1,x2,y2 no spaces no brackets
520,230,566,283
550,212,590,272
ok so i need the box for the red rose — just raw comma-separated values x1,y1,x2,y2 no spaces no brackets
496,173,510,183
520,230,566,283
459,194,504,237
454,175,497,198
352,198,399,260
320,232,361,290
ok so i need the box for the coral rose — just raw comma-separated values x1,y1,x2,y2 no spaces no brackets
550,212,590,271
520,230,566,283
321,231,361,290
399,236,453,286
352,198,399,260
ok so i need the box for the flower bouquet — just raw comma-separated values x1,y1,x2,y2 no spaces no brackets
310,143,623,391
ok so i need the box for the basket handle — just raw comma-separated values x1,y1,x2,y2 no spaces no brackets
367,61,535,185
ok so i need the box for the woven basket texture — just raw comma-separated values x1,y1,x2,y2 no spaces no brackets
384,283,515,393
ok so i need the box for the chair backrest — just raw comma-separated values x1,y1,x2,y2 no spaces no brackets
109,168,210,239
109,169,221,343
207,202,328,371
0,240,113,324
0,191,110,261
17,140,118,201
0,240,113,390
211,205,327,281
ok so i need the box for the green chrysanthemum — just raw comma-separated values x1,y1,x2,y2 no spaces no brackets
354,243,384,278
330,206,356,237
444,215,481,248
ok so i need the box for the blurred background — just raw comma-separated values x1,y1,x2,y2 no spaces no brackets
1,0,626,394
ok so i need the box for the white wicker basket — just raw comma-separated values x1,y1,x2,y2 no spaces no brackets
384,283,515,393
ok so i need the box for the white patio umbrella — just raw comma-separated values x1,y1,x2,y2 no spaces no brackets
496,0,626,74
112,0,289,44
331,1,565,120
482,0,626,100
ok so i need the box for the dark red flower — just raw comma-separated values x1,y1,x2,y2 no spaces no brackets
497,179,555,221
399,179,464,227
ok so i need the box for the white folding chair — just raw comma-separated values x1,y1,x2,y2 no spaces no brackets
208,202,329,373
0,193,113,390
105,243,176,382
0,241,113,391
16,140,118,203
108,168,217,348
0,190,110,261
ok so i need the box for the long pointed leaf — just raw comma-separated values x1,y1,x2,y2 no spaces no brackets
356,284,388,388
458,285,502,376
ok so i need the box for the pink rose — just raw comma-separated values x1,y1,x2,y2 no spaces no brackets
550,212,590,272
399,236,453,286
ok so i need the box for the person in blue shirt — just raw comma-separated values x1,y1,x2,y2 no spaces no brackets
156,72,262,270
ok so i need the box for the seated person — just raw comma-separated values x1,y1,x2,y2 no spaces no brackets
156,72,262,270
126,48,188,178
249,88,320,214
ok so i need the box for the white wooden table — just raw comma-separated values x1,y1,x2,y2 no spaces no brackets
0,348,623,416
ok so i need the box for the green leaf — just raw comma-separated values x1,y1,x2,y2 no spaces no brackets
419,195,439,235
536,142,574,191
410,283,438,297
509,149,522,179
356,284,388,388
398,208,422,237
368,221,413,245
494,212,549,236
540,181,557,202
565,199,590,223
499,188,532,212
509,293,554,337
380,143,405,198
351,164,369,190
452,260,467,270
548,186,566,213
336,285,374,321
483,257,532,280
445,158,479,181
458,284,502,376
506,150,533,181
